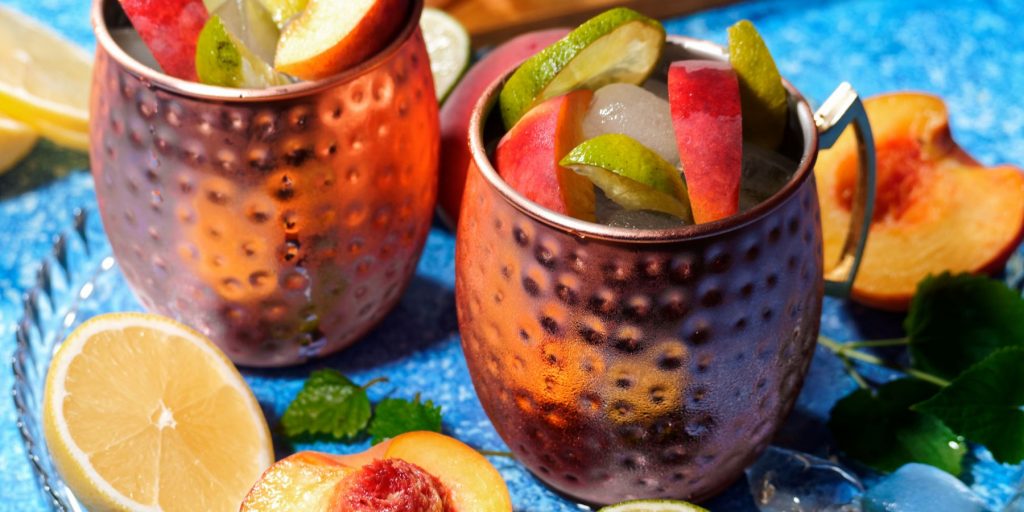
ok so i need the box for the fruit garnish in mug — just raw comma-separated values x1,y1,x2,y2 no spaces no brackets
115,0,405,86
495,9,797,227
115,0,467,93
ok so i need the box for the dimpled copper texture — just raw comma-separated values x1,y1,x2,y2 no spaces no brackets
456,37,824,506
89,0,438,366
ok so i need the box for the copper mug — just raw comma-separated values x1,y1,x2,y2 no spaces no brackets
89,0,438,366
455,36,876,505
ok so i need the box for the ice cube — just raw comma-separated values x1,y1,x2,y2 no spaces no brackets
862,463,989,512
594,188,688,229
213,0,281,64
746,446,864,512
111,28,162,72
582,83,679,166
740,142,798,211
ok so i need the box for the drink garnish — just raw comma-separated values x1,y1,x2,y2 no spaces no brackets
117,0,209,81
196,14,292,88
727,20,787,150
598,499,709,511
421,7,471,102
560,133,692,222
498,7,665,130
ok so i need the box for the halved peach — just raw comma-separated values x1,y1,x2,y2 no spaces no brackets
274,0,407,80
816,92,1024,310
240,431,511,511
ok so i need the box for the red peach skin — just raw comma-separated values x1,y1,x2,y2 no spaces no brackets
117,0,208,81
495,89,595,221
668,60,743,223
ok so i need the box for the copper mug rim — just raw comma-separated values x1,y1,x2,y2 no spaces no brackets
467,36,822,244
90,0,425,102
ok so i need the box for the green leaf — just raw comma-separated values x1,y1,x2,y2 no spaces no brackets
368,396,443,445
281,369,371,440
914,347,1024,464
907,272,1024,380
829,378,965,475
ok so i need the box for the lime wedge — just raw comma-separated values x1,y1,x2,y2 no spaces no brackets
196,15,292,88
560,133,692,222
598,499,709,512
728,19,787,149
499,7,665,130
421,7,470,103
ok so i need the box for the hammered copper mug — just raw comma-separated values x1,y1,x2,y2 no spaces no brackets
455,36,876,505
89,0,438,366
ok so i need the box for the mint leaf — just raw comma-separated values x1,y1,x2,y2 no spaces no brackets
368,396,442,445
829,378,965,475
907,273,1024,380
914,347,1024,464
281,369,371,440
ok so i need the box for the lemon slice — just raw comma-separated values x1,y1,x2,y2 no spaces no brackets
28,116,89,152
0,113,38,174
421,7,470,103
599,499,708,512
561,133,693,222
0,5,91,135
499,7,665,129
43,313,274,511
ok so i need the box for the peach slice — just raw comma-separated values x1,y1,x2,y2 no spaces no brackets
495,89,595,221
668,60,743,223
117,0,209,81
241,431,511,511
274,0,407,80
816,92,1024,310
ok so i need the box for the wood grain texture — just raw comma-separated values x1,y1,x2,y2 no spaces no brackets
427,0,739,47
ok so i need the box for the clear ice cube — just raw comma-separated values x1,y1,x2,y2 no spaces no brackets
213,0,280,64
862,463,989,512
111,28,162,72
582,83,680,166
740,143,798,211
746,446,864,512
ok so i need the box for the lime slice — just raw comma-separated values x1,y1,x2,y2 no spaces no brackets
196,15,292,88
728,19,787,149
421,7,471,103
599,499,708,512
499,7,665,129
0,113,37,174
560,133,692,222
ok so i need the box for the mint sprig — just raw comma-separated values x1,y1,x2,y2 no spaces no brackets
828,378,964,475
368,395,443,445
907,273,1024,380
914,347,1024,464
281,371,444,444
824,272,1024,472
281,369,372,440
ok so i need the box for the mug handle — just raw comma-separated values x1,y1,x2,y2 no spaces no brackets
814,82,877,298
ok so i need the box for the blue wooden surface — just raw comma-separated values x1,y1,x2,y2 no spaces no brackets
2,0,1023,510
